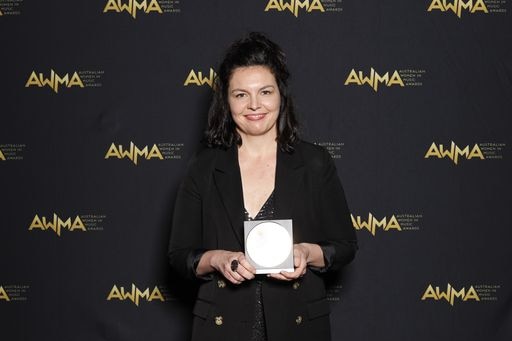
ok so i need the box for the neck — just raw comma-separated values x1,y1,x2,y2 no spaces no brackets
238,131,278,157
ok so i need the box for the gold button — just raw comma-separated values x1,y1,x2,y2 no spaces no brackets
215,316,223,326
292,282,300,290
217,280,226,288
295,315,303,325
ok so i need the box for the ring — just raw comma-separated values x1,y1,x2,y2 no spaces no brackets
230,259,239,272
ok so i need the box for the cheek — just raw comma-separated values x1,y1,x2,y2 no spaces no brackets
228,99,245,115
228,100,239,115
263,95,281,111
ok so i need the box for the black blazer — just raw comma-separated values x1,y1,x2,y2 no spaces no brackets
169,141,357,341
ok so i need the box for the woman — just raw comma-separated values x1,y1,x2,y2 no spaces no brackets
168,32,357,341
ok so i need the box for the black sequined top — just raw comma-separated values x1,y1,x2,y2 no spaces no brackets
244,190,275,341
244,190,275,222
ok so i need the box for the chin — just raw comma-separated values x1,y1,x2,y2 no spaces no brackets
247,127,277,137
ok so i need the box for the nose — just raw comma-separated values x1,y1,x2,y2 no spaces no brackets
248,95,260,111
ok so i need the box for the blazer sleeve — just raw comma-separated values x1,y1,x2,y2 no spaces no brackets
315,148,358,272
168,161,209,281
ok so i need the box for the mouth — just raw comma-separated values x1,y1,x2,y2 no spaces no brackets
244,113,267,121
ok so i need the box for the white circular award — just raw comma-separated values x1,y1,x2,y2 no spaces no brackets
245,221,292,268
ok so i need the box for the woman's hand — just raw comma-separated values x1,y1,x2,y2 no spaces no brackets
268,243,325,281
268,244,308,281
198,250,256,285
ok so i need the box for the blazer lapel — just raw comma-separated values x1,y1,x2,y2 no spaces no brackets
274,147,304,220
212,145,305,247
213,146,245,247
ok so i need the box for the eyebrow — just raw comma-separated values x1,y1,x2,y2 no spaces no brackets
230,85,275,93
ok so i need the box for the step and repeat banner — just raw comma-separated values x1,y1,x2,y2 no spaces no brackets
1,1,511,340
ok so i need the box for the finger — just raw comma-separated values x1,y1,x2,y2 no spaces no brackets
236,264,255,280
225,263,245,283
294,250,308,266
267,273,291,281
280,263,306,279
223,271,242,285
224,263,245,284
231,269,245,282
279,270,301,279
286,257,307,279
297,250,308,270
293,252,306,267
293,253,302,267
238,257,256,274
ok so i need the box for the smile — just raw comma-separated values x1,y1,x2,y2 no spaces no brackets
245,114,267,121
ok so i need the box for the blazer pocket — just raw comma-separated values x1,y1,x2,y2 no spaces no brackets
193,300,212,320
306,299,331,320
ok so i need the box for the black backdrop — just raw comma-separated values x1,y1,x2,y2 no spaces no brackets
1,1,511,340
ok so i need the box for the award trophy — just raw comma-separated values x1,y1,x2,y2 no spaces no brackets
243,219,294,274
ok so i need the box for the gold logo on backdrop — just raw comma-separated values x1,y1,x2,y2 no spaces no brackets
29,214,86,237
351,213,401,236
107,284,165,306
427,0,488,18
0,10,3,16
184,68,217,87
25,70,84,93
264,0,325,17
0,149,5,161
344,68,404,92
103,0,163,18
425,142,484,165
105,142,164,165
421,284,480,305
0,287,10,302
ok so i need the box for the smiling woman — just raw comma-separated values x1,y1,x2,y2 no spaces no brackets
228,65,281,140
168,32,357,341
205,32,299,153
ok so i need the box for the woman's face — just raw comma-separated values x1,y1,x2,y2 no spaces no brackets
228,65,281,140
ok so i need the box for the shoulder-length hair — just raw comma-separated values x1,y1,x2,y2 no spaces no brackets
204,32,299,153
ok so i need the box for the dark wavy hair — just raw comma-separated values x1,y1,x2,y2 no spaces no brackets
204,32,299,153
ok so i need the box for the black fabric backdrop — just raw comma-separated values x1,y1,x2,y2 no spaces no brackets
1,1,511,340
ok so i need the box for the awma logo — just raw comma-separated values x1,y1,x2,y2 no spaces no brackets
427,0,488,18
25,70,84,93
421,283,480,306
104,142,164,165
103,0,163,18
29,214,86,237
424,142,484,165
107,284,165,306
344,68,404,92
264,0,325,17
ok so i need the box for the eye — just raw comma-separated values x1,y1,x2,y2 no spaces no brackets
261,90,273,95
234,93,246,98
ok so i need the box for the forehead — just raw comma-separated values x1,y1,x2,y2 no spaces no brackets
228,65,277,89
